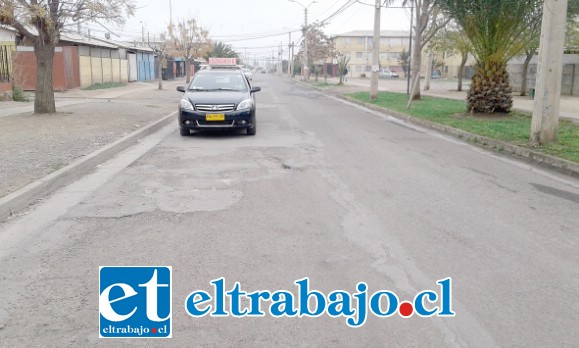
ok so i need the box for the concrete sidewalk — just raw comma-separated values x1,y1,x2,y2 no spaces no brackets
0,81,165,118
331,77,579,122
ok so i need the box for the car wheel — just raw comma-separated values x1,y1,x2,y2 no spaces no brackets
180,127,190,136
247,123,256,136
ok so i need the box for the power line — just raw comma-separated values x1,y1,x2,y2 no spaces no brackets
320,0,358,25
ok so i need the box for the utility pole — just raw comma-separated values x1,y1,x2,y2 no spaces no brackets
77,3,81,34
140,21,145,46
291,42,295,77
279,41,283,75
169,0,173,28
288,32,292,77
530,0,568,145
289,0,316,81
304,7,309,80
370,0,381,100
407,6,413,95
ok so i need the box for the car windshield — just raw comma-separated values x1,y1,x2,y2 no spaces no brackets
188,74,247,92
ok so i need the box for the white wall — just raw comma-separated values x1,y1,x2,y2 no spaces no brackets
0,29,16,42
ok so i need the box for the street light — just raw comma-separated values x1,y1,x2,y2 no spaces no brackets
289,0,317,80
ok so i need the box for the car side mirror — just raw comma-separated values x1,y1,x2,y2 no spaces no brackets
250,86,261,93
177,86,185,92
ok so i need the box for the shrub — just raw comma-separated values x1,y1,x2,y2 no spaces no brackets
12,85,29,102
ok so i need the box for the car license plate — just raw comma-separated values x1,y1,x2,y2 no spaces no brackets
206,113,225,121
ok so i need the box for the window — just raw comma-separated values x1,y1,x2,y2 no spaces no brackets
356,37,363,44
356,66,363,72
355,52,363,59
388,52,402,59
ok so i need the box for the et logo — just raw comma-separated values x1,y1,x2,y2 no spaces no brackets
99,266,172,338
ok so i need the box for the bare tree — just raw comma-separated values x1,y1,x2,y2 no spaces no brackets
406,0,450,106
0,0,135,113
169,16,211,84
298,22,335,81
148,33,169,90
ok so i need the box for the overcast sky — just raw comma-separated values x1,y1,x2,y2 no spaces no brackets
85,0,412,63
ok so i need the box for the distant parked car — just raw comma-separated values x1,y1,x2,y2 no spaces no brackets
431,70,441,79
243,68,253,81
378,69,399,79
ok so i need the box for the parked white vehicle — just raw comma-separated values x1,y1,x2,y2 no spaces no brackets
378,69,399,79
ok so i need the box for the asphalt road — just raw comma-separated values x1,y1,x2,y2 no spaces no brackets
0,74,578,347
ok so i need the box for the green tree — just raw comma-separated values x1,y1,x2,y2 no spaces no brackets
433,0,543,114
337,54,350,85
0,0,135,114
398,49,410,77
429,24,472,91
206,41,238,59
565,0,579,52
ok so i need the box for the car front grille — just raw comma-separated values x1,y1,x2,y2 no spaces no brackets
195,104,236,112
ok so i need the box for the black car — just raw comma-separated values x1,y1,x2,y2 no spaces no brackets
177,70,261,136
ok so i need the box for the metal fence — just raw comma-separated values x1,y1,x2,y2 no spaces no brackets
0,45,11,83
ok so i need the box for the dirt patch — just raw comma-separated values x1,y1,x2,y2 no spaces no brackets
0,84,180,199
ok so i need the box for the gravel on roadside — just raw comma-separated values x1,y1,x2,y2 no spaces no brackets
0,82,182,199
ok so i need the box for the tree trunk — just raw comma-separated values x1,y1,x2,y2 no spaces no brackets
424,52,433,91
410,36,422,101
33,42,56,114
520,51,533,96
409,1,424,102
468,60,512,113
185,59,191,84
157,56,163,90
457,51,467,92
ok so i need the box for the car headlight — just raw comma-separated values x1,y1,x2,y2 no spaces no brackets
180,99,194,111
236,99,253,110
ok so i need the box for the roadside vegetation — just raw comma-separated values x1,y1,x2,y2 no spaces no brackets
348,91,579,163
310,82,340,89
83,82,126,90
11,85,29,102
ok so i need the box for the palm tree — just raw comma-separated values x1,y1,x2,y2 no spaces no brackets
337,55,350,85
433,0,542,114
206,41,238,59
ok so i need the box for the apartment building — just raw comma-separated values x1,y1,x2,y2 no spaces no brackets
331,30,410,77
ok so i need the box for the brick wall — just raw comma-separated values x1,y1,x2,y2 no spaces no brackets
0,81,12,101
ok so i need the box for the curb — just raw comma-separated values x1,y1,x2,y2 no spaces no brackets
0,111,177,220
294,80,579,178
340,94,579,178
